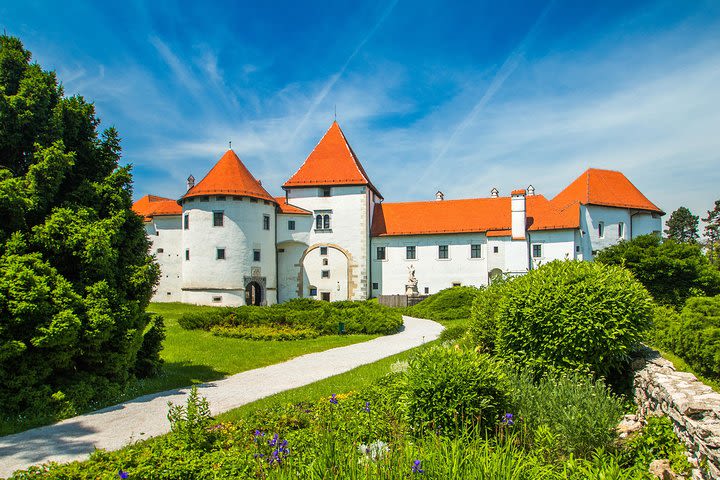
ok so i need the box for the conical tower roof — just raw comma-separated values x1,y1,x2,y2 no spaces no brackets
283,121,382,198
182,149,276,203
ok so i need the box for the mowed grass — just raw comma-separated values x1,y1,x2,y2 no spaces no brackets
218,340,436,423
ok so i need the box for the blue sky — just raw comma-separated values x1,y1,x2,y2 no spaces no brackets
2,0,720,227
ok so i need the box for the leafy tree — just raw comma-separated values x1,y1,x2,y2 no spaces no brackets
595,234,720,308
704,200,720,268
664,206,699,243
0,35,162,417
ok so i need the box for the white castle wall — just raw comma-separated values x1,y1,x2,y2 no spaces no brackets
371,233,490,296
527,229,577,269
583,205,662,259
180,196,277,306
286,185,373,301
145,215,183,302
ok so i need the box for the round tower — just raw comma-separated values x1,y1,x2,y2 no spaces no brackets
179,150,277,306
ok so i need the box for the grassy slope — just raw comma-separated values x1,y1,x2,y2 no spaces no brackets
651,345,720,392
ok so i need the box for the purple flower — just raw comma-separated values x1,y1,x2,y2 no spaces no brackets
502,413,515,426
330,394,338,405
269,433,279,446
253,429,264,438
118,470,129,479
411,460,424,474
363,401,371,413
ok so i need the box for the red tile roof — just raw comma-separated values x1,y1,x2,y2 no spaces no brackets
511,189,526,195
552,168,663,213
182,150,276,203
132,195,182,221
371,195,580,237
275,197,312,215
283,121,382,198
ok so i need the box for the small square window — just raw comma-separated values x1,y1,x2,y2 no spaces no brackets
493,246,499,254
320,187,331,197
166,291,172,295
377,246,386,260
406,246,416,260
212,296,222,303
263,214,270,230
184,213,189,230
187,197,195,202
250,198,258,203
452,282,461,287
156,248,164,254
321,270,330,278
532,244,542,258
233,196,242,201
309,287,318,296
321,292,331,301
278,248,285,253
288,220,296,230
216,248,226,260
185,249,190,261
213,211,224,227
216,196,226,201
576,245,581,253
323,258,329,266
320,246,328,255
200,196,209,202
253,249,261,262
372,282,379,290
438,245,449,259
155,231,159,236
424,287,429,294
471,244,482,258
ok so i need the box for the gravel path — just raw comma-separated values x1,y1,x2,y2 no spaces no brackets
0,316,442,477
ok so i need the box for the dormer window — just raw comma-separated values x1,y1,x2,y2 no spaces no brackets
320,187,331,197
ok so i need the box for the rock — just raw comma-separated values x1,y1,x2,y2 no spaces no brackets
649,459,679,479
618,414,643,438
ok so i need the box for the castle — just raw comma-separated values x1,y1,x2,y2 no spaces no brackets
133,121,664,306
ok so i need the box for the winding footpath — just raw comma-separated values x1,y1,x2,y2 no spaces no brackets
0,316,442,478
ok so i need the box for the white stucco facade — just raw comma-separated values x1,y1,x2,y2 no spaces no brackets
144,215,183,302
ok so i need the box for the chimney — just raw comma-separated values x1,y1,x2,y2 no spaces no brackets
435,191,444,201
511,189,526,240
527,184,535,196
490,187,499,198
186,174,195,191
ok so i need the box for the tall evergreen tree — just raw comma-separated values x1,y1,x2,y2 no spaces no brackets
0,35,162,418
664,206,699,243
704,200,720,268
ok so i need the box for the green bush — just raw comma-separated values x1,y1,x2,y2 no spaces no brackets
652,295,720,378
494,260,653,377
466,277,514,352
405,286,480,322
177,308,234,330
596,234,720,309
210,324,320,341
620,416,692,475
397,346,510,436
509,370,625,458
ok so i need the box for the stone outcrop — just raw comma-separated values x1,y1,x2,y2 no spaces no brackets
634,347,720,479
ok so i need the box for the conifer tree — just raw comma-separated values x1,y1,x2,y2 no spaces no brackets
664,206,699,243
704,200,720,268
0,35,162,417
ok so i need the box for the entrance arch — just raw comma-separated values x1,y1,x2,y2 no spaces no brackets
245,281,263,306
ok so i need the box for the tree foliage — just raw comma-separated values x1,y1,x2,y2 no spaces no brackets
0,35,161,416
704,200,720,268
595,234,720,308
664,206,699,243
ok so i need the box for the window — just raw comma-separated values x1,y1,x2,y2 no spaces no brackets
323,214,330,230
278,248,285,253
288,220,296,230
166,291,172,296
184,213,189,230
372,282,379,290
315,213,331,231
452,282,462,287
321,270,330,278
156,231,159,236
213,211,224,227
618,222,625,238
576,245,581,253
187,197,195,202
424,287,429,294
263,214,270,230
438,245,449,259
598,222,605,238
471,244,482,258
250,198,258,203
493,246,499,254
321,292,331,301
156,248,164,254
320,187,331,197
320,246,328,255
406,246,416,260
212,296,222,303
316,215,322,230
323,258,329,266
216,196,226,201
532,244,542,258
200,196,209,202
185,249,190,261
376,246,386,260
233,196,242,201
253,249,261,262
216,248,225,260
309,287,318,296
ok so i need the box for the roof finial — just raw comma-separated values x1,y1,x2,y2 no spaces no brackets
229,140,232,150
334,105,337,121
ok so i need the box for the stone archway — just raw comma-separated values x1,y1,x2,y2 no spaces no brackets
296,243,356,300
245,281,263,306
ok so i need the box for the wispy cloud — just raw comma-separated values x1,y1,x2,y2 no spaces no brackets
149,35,203,94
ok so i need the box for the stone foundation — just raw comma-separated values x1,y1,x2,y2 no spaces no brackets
634,347,720,479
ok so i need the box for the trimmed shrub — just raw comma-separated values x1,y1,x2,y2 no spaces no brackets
210,324,320,341
509,370,625,458
177,308,233,330
653,295,720,378
466,277,514,352
397,346,511,435
494,260,653,377
405,286,480,322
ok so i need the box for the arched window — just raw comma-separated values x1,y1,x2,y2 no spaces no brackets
316,215,322,230
323,214,330,230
